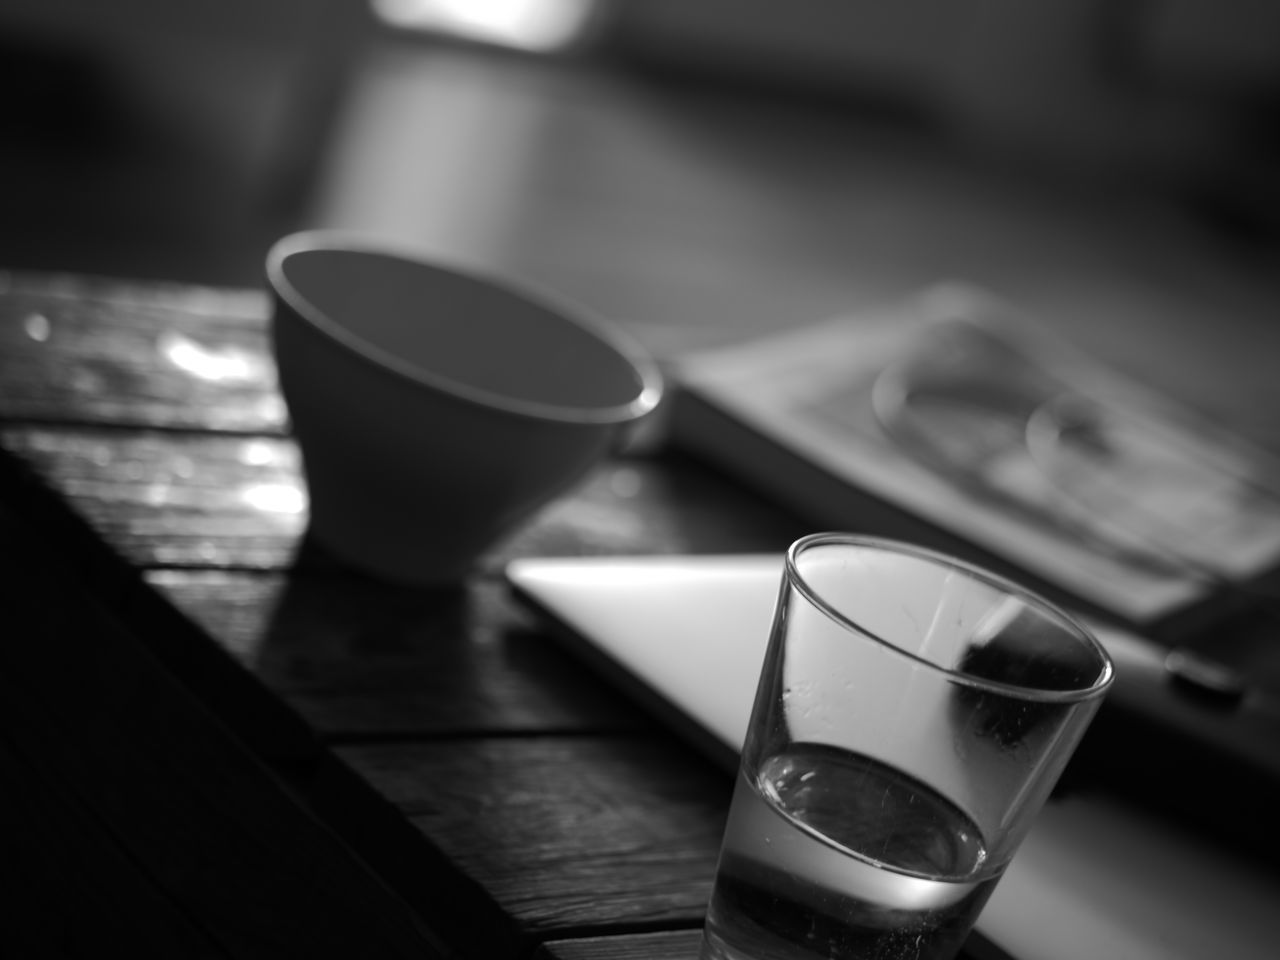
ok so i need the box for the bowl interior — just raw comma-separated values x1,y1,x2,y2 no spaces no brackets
277,246,652,417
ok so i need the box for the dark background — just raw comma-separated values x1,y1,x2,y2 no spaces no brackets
3,0,1278,285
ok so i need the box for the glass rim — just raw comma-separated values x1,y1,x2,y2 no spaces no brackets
784,532,1115,703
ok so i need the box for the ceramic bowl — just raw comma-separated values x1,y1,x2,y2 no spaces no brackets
267,231,663,584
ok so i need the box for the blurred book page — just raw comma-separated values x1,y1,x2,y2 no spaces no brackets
673,284,1280,625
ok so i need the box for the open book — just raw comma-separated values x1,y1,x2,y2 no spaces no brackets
669,284,1280,636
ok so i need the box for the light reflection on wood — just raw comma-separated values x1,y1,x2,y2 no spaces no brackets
0,274,284,433
1,425,803,573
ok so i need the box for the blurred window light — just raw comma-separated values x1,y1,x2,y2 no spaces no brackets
372,0,598,52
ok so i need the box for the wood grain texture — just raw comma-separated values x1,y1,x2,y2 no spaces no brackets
147,568,650,737
0,425,805,573
337,737,731,948
535,930,701,960
0,426,305,569
0,506,445,959
0,430,322,765
0,272,282,433
531,928,996,960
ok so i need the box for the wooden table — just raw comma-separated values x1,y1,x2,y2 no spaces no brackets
4,262,1280,959
0,270,819,959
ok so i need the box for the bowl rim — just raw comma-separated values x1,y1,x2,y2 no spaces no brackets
266,230,664,426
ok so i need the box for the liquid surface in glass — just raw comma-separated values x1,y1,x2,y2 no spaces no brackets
703,743,1000,960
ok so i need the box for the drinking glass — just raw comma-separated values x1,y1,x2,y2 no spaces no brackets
701,533,1113,960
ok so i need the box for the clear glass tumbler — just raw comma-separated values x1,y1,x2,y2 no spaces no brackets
702,533,1113,960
